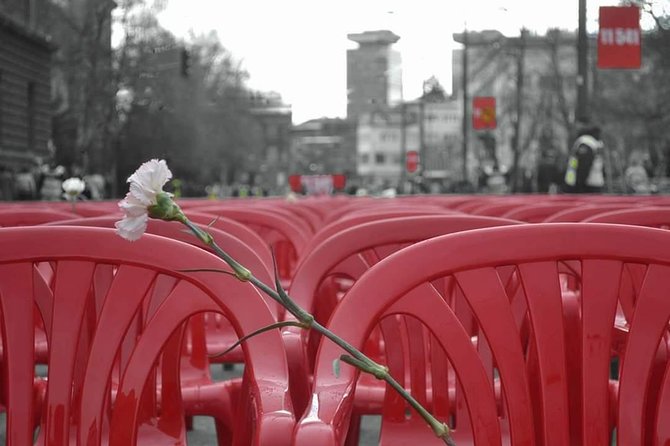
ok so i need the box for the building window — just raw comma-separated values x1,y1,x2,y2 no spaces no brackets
27,82,35,151
360,153,369,164
375,153,386,164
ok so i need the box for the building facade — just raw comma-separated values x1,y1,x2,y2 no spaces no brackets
452,29,585,185
347,30,402,121
356,98,462,189
356,106,418,186
248,93,293,193
421,99,463,181
0,3,53,170
290,118,356,179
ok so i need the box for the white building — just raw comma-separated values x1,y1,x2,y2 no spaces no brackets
356,98,462,187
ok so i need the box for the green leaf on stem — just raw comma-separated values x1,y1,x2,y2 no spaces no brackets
206,216,220,229
177,268,237,278
270,250,286,301
332,358,341,378
209,320,308,359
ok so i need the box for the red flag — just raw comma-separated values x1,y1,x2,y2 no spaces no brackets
472,97,496,130
598,6,641,69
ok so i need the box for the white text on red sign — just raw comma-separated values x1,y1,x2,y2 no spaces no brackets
600,28,640,46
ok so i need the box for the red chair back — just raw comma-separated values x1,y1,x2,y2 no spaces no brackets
0,227,294,445
295,224,670,445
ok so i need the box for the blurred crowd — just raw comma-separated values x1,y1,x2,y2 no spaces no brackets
0,159,106,202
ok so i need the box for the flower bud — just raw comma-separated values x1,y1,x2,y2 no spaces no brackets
148,192,185,222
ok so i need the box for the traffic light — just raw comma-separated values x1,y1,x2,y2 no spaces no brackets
180,48,191,77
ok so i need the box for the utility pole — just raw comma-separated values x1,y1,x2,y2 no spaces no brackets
576,0,589,124
419,99,425,178
461,28,469,183
399,102,407,191
511,29,527,193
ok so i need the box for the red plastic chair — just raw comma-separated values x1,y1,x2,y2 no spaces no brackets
178,211,275,275
0,226,294,446
233,200,323,233
322,202,445,224
543,204,634,222
500,202,578,223
584,206,670,228
47,216,276,311
195,206,310,285
44,216,281,440
284,215,520,421
0,208,82,366
0,208,79,226
300,209,450,261
294,224,670,445
71,201,123,217
470,200,529,217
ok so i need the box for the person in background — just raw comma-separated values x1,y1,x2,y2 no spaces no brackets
39,165,65,201
15,167,37,200
537,146,561,193
563,125,605,193
0,166,15,200
625,151,652,194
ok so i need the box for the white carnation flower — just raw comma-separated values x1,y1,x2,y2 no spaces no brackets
62,177,86,200
115,159,173,241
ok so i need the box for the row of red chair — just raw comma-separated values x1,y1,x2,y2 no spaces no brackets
0,193,669,445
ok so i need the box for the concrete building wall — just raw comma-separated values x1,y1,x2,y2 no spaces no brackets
0,11,52,168
290,118,356,178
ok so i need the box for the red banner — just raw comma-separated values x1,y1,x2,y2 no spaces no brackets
406,150,419,173
472,97,496,130
598,6,641,69
288,174,347,194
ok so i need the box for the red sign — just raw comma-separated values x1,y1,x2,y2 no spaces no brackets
598,6,641,69
406,150,419,173
472,97,496,130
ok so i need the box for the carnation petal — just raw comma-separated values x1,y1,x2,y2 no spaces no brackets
118,193,148,218
126,159,173,206
115,214,148,241
127,159,172,193
129,181,155,206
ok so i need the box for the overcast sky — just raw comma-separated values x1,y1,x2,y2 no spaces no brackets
156,0,645,124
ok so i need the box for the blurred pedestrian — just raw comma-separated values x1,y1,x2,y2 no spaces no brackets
83,174,105,200
39,165,65,201
563,125,605,193
15,167,36,200
537,146,561,193
624,151,652,194
0,166,15,200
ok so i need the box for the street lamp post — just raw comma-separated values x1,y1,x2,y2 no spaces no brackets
576,0,589,123
399,102,407,191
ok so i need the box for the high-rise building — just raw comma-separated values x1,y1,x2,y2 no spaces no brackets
346,30,402,121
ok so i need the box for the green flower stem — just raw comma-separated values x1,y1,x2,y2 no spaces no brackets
181,219,251,281
178,216,455,445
